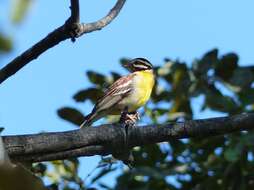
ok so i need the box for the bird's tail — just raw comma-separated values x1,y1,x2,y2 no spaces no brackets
80,112,98,128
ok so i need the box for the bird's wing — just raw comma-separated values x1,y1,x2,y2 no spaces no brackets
94,74,135,113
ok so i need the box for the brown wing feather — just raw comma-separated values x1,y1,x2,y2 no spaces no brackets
93,73,135,113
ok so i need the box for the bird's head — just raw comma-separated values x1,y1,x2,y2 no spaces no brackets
123,58,153,72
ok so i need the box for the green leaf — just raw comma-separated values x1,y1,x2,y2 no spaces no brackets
73,88,104,103
193,48,218,74
57,107,85,126
238,88,254,106
0,34,12,52
115,172,147,190
86,71,107,86
119,58,131,71
171,63,191,94
62,159,79,177
32,163,47,176
133,167,165,180
157,61,173,77
228,68,254,90
11,0,32,24
133,144,168,167
188,80,205,97
204,85,239,113
224,145,242,162
170,97,192,117
215,53,238,80
110,72,121,81
152,88,172,103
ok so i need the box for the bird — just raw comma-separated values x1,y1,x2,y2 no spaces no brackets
80,58,155,127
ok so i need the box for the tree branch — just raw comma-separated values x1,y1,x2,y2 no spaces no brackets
3,113,254,162
76,0,126,35
69,0,80,24
0,0,126,84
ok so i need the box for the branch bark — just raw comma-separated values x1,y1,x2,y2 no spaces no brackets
3,113,254,162
0,0,126,84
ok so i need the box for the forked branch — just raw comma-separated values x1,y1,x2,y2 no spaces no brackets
0,0,126,84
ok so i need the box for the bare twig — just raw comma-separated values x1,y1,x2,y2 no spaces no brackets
77,0,126,35
3,113,254,162
0,0,126,84
69,0,80,24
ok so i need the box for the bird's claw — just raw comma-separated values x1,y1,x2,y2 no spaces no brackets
124,111,140,125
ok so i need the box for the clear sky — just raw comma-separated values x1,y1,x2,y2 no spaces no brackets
1,0,254,187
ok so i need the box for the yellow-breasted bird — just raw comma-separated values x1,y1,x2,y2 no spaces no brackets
80,58,155,127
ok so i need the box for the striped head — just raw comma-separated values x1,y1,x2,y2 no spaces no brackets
123,58,153,72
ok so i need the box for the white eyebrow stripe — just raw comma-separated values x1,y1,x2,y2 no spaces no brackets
134,64,149,69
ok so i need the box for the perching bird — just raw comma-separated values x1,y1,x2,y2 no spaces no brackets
80,58,155,127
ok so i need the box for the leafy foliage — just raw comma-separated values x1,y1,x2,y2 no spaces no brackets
32,158,86,190
0,34,12,53
0,0,33,57
57,49,254,189
11,0,32,24
58,107,85,126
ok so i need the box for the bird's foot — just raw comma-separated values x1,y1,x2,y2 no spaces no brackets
119,109,138,149
115,107,135,168
125,111,140,125
120,108,140,125
119,107,129,124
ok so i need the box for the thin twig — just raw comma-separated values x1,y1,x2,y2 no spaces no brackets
69,0,80,24
77,0,126,35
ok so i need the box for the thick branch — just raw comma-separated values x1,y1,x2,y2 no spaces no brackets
0,0,126,84
3,113,254,162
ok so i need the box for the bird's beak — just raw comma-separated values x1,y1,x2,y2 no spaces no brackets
122,61,132,71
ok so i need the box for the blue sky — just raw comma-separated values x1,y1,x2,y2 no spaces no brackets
1,0,254,187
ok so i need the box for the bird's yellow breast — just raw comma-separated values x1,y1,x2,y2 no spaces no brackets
127,70,155,111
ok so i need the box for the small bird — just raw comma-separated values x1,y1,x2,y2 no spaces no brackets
80,58,155,127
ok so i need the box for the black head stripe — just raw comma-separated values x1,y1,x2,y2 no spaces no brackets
132,58,153,70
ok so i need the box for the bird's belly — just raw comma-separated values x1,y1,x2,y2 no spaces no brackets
118,74,154,112
117,93,142,112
